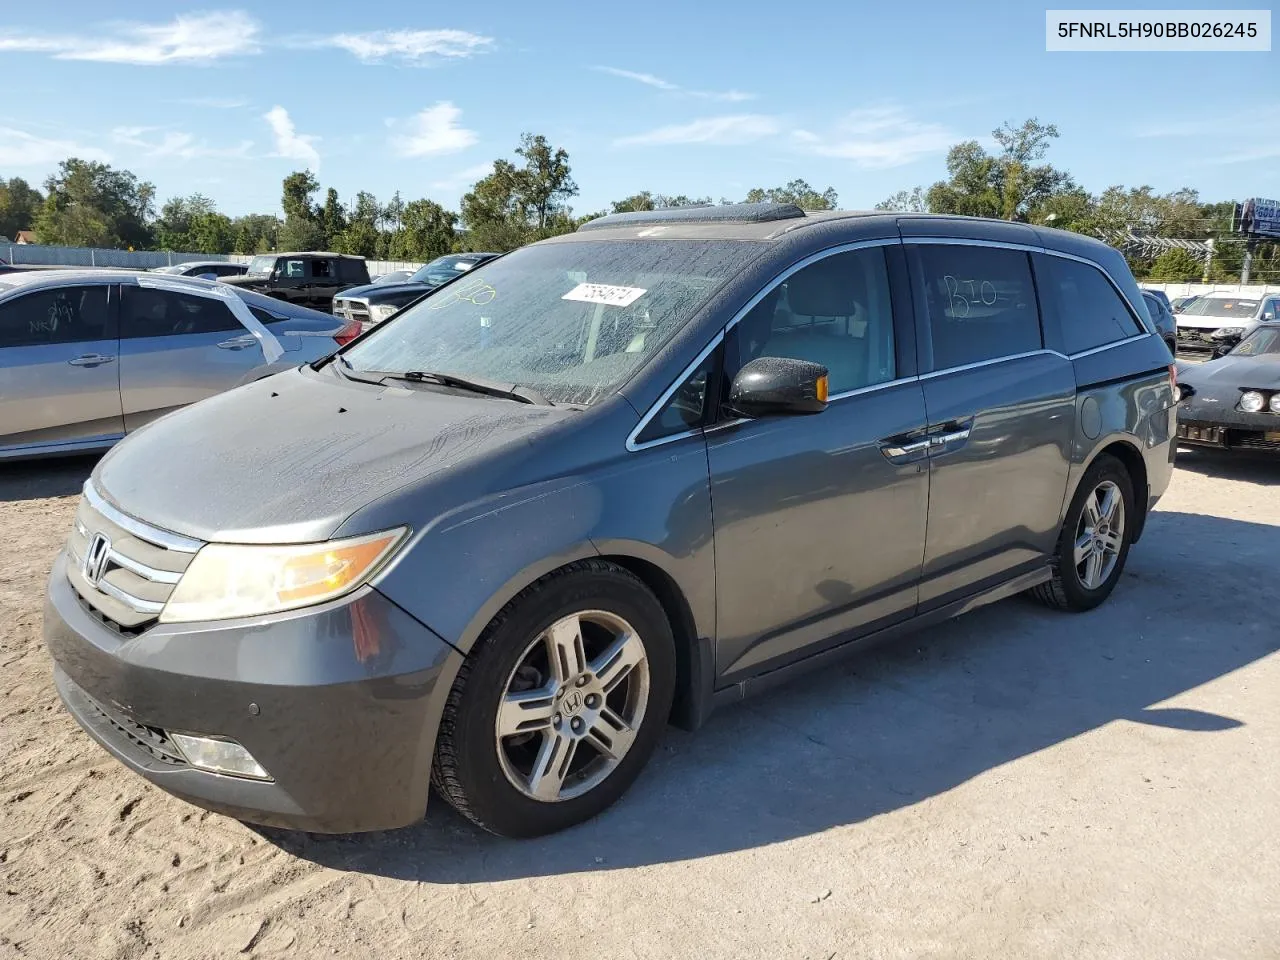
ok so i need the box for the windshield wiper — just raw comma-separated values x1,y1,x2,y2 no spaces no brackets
326,353,384,384
381,370,553,406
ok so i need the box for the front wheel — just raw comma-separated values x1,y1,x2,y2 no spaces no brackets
1031,454,1135,612
432,561,675,837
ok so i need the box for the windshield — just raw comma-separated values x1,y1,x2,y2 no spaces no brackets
410,255,482,287
151,265,185,274
1230,326,1280,357
246,256,277,276
343,239,757,406
1181,297,1260,319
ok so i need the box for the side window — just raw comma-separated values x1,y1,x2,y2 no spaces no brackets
915,245,1041,369
0,286,111,347
310,259,334,279
121,287,242,338
282,259,305,279
728,247,897,394
634,351,716,445
340,259,364,282
1265,298,1280,320
1039,256,1142,354
215,264,242,278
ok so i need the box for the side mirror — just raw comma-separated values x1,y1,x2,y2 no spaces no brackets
726,356,829,419
1264,311,1276,321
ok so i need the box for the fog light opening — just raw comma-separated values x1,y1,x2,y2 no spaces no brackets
169,733,273,781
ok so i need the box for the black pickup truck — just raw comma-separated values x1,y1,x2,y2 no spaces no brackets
332,252,499,326
223,252,370,309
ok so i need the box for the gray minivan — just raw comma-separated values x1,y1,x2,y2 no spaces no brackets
45,206,1177,837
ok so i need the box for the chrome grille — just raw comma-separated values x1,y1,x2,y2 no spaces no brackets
65,482,204,631
333,298,370,322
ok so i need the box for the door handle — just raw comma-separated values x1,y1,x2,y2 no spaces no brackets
217,335,257,350
880,436,932,463
929,428,971,447
67,354,116,367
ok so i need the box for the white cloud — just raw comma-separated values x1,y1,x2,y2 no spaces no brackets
0,127,111,166
263,106,320,170
321,29,493,64
0,11,261,65
594,65,755,103
389,102,477,157
615,114,781,147
798,107,953,169
111,126,253,160
429,162,494,191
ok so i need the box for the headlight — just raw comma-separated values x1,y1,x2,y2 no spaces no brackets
1240,390,1265,413
369,303,400,323
1271,394,1280,414
160,528,407,623
1213,327,1245,339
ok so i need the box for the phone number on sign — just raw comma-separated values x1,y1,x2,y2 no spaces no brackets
1057,20,1260,38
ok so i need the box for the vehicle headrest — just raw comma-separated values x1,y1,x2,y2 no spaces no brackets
787,258,863,317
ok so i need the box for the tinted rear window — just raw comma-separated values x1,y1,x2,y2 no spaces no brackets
1041,257,1143,353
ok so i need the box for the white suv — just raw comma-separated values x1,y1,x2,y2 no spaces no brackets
1175,290,1280,354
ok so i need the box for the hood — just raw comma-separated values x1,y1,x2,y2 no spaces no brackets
335,281,434,306
93,365,575,544
1180,354,1280,392
1176,314,1230,330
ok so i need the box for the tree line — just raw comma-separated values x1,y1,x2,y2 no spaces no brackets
2,119,1274,280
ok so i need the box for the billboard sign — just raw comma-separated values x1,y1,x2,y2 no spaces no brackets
1237,198,1280,239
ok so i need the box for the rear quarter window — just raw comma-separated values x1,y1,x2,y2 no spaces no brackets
1039,257,1142,354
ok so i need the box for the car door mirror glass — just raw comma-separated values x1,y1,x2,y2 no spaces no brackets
726,356,829,419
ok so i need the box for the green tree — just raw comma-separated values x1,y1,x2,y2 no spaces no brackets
611,192,657,214
514,133,578,234
278,215,326,252
1147,248,1204,281
155,194,217,250
231,214,281,254
188,211,234,254
874,186,928,213
744,179,838,210
460,133,580,251
35,158,154,248
0,177,43,239
281,171,320,222
926,119,1075,223
320,188,347,249
391,198,457,260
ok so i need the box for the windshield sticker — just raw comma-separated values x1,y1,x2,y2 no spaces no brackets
428,277,497,309
562,283,647,307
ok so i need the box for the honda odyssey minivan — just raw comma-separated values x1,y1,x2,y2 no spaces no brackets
45,205,1176,837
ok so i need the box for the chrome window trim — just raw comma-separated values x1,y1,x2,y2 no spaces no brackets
902,236,1156,349
626,238,899,452
917,349,1055,381
82,481,203,554
1066,332,1153,360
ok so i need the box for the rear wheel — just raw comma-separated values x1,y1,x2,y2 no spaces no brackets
1032,454,1135,612
432,561,675,837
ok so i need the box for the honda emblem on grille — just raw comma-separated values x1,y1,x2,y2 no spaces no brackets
82,532,112,587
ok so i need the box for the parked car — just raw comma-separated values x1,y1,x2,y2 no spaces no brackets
45,205,1175,838
1175,290,1280,354
333,252,500,326
150,261,249,280
1141,287,1172,312
223,252,370,310
1171,294,1200,313
0,270,359,460
1141,290,1177,355
1175,325,1280,453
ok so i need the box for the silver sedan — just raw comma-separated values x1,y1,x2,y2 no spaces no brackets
0,270,358,460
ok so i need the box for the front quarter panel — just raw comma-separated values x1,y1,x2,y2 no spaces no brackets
348,430,715,660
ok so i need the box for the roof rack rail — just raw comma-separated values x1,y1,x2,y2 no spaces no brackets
576,202,807,232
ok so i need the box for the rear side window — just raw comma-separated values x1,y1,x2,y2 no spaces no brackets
121,287,242,338
914,245,1041,369
0,286,111,347
282,259,306,279
1040,257,1142,354
339,259,366,282
310,259,334,279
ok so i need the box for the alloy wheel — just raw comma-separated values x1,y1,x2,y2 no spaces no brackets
1073,479,1125,590
495,610,650,802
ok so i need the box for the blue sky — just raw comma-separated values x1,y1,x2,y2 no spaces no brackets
0,1,1275,218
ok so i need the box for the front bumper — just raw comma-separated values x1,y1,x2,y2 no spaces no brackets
45,552,462,833
1177,400,1280,453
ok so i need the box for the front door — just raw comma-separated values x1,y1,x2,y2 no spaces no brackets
905,242,1075,608
118,284,265,431
707,243,929,682
0,283,124,455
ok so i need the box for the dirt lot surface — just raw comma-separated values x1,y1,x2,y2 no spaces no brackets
1,451,1277,960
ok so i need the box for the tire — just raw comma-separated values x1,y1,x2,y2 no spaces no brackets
1031,454,1135,612
431,560,676,838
